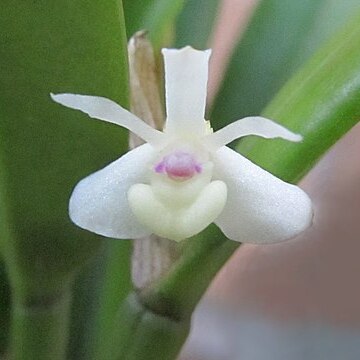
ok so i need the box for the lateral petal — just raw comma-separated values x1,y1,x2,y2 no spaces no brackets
205,116,302,149
51,93,165,145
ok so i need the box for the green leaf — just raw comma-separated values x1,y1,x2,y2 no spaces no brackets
123,0,186,49
175,0,220,49
89,241,131,360
211,0,360,129
238,10,360,182
0,0,129,358
67,241,131,360
0,0,129,296
0,260,10,356
68,244,108,360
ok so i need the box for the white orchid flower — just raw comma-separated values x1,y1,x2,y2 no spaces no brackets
51,46,312,243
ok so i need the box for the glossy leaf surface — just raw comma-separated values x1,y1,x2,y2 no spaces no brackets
211,0,360,128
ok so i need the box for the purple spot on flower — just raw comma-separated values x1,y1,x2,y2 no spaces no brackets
154,151,202,180
154,162,166,173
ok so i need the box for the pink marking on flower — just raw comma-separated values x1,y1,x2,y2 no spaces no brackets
154,151,202,180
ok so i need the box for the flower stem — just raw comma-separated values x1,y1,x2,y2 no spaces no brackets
110,293,190,360
105,227,237,360
10,287,72,360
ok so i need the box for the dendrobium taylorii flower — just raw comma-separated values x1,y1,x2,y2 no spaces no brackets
51,46,312,243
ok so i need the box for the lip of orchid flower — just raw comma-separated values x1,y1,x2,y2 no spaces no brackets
51,46,313,243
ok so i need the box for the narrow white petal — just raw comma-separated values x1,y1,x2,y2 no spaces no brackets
69,144,155,239
162,47,211,135
213,147,312,244
51,93,165,145
205,116,302,149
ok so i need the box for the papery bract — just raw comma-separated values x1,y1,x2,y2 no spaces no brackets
51,46,312,243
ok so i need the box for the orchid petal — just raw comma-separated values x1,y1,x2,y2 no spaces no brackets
213,146,312,244
69,144,155,239
128,180,227,242
204,116,302,149
162,47,211,135
51,93,165,145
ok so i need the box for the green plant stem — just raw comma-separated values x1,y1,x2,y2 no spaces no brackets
108,226,237,360
11,286,72,360
140,226,238,320
112,293,190,360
